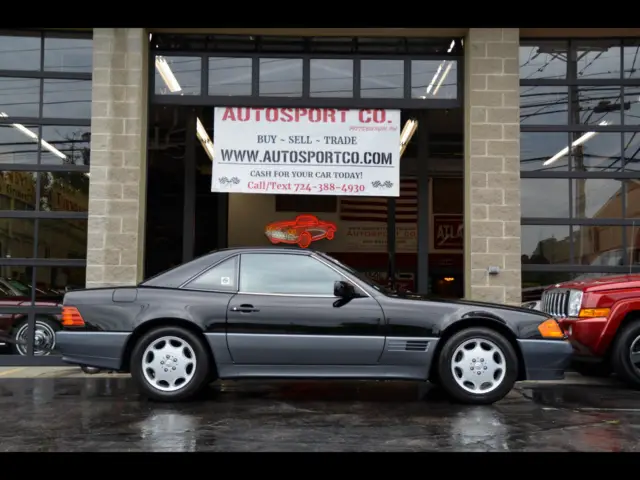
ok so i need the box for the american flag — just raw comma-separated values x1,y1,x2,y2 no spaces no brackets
339,178,417,223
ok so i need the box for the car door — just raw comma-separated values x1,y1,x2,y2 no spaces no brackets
225,251,385,365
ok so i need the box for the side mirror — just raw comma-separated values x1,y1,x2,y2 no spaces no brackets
334,280,355,298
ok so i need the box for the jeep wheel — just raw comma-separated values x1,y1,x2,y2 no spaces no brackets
611,320,640,389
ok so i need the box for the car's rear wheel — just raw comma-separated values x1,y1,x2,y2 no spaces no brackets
437,327,518,405
130,326,211,402
611,320,640,389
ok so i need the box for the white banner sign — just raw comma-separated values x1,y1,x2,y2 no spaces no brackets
212,107,401,197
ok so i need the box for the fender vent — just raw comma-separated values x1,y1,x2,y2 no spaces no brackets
387,339,430,352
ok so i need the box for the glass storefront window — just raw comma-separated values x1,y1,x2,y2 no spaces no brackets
39,125,90,166
0,78,40,118
623,40,640,79
623,85,640,125
360,59,403,98
0,32,41,71
520,132,570,172
310,59,353,98
519,41,568,80
574,225,625,266
571,179,623,219
521,179,570,218
411,60,457,99
521,225,571,265
44,34,92,73
0,124,39,165
520,86,568,125
39,171,89,212
521,39,640,280
155,55,201,96
259,58,303,97
574,86,622,126
43,79,92,119
208,57,252,96
576,42,621,80
0,30,90,359
37,219,87,259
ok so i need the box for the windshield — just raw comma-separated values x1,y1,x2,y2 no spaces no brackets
316,252,390,294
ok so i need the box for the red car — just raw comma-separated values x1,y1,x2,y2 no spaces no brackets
265,215,337,248
0,278,63,356
539,273,640,387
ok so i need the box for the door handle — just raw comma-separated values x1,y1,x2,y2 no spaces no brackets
230,304,260,313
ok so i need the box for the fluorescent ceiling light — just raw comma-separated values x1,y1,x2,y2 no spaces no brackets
543,120,609,166
0,112,66,159
196,117,214,161
422,40,456,98
155,56,182,93
433,62,453,96
400,119,418,157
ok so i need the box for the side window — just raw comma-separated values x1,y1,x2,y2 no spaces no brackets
184,256,238,292
240,253,342,295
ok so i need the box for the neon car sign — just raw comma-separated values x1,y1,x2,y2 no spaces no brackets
264,214,337,248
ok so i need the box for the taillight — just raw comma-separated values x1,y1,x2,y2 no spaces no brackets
61,306,85,327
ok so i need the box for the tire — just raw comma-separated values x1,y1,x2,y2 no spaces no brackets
572,361,611,378
611,320,640,389
437,327,518,405
130,326,212,402
11,316,60,356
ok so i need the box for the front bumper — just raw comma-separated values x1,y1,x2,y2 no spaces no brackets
55,331,130,371
556,317,608,357
517,339,573,381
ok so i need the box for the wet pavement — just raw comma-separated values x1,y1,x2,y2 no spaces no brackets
0,377,639,451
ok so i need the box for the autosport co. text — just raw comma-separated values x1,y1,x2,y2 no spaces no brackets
219,149,393,166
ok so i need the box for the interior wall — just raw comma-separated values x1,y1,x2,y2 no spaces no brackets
227,171,464,255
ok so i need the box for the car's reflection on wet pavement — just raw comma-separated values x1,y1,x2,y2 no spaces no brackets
0,377,638,451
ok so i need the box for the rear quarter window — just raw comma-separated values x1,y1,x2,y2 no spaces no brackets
183,256,238,292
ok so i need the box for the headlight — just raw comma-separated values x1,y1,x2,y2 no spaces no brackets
567,290,583,317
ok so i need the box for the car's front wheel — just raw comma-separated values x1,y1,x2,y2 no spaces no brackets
130,326,211,402
436,327,518,405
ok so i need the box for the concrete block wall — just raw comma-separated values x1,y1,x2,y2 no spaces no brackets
464,28,522,305
86,28,148,288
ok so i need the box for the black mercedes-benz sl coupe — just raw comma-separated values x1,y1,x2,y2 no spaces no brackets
56,247,572,404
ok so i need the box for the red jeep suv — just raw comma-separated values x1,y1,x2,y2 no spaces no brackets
540,273,640,387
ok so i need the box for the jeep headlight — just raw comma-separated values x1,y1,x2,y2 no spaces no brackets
567,290,583,317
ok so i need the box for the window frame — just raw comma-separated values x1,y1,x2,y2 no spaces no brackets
149,34,464,109
0,29,92,360
520,38,640,281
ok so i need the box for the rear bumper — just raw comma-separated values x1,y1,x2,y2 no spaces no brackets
517,339,573,381
55,331,130,371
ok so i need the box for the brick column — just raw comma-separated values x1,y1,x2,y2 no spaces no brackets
86,28,148,288
464,28,521,305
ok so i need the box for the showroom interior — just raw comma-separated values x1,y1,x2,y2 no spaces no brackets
0,29,639,364
145,35,466,299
